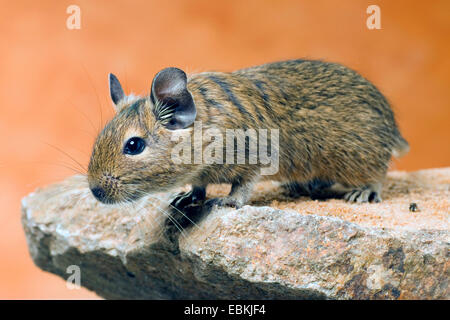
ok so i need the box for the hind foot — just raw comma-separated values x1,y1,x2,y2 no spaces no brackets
281,181,310,198
282,179,335,200
343,183,382,203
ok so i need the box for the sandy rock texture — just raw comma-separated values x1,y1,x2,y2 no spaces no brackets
21,168,449,299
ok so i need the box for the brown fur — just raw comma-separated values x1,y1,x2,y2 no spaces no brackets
88,59,409,206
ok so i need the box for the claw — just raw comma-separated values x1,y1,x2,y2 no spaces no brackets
344,184,382,203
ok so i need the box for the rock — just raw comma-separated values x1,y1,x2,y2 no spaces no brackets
21,168,450,299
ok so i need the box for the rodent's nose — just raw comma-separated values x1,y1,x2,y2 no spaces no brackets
91,187,106,202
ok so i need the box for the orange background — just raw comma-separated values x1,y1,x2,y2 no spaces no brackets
0,0,449,299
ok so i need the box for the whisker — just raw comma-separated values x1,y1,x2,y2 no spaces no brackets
21,160,85,176
147,194,203,232
42,142,88,173
66,99,98,138
81,64,106,130
128,190,191,241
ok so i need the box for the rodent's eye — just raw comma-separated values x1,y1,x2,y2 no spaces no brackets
123,137,146,155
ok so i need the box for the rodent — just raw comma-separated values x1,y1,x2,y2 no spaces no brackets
87,59,409,209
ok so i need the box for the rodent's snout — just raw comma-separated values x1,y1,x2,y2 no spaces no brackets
90,187,107,202
88,174,121,204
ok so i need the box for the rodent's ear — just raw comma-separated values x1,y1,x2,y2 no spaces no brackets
150,67,196,130
109,73,125,108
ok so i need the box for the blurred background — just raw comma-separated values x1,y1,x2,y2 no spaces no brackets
0,0,449,299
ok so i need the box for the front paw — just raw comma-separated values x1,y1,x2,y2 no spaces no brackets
170,191,193,210
204,197,242,210
170,188,205,211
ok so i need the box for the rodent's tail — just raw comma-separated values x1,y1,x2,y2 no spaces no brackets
392,135,410,158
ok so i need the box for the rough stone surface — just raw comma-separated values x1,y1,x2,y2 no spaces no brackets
22,168,449,299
